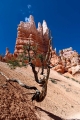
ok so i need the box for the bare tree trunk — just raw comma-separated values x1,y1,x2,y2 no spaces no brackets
4,34,53,102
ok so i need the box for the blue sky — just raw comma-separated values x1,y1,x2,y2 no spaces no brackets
0,0,80,55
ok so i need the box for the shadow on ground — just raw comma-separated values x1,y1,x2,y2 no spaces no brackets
35,106,64,120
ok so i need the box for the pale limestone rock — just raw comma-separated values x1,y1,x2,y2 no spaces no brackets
71,56,79,66
68,65,80,75
42,20,49,35
59,47,80,74
73,72,80,80
63,47,72,53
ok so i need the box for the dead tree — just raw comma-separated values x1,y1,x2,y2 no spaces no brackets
1,34,53,102
21,35,52,102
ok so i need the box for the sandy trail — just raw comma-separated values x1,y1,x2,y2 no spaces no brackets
0,61,80,119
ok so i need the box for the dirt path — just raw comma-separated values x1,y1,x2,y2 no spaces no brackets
0,61,80,119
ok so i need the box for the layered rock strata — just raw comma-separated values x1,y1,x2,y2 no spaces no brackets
51,47,80,75
51,50,65,73
1,15,80,77
2,15,51,66
14,15,50,56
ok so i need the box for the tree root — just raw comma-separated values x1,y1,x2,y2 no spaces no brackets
0,71,46,102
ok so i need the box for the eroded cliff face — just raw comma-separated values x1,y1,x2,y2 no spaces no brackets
1,15,80,77
51,50,65,73
14,15,50,56
51,47,80,78
3,15,51,66
59,47,80,75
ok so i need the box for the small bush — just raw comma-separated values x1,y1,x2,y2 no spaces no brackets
7,59,20,69
51,79,57,84
65,76,70,79
71,78,75,81
71,78,80,84
49,78,57,84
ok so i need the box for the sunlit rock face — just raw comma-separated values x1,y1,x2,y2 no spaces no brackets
59,47,80,74
51,50,65,73
2,15,51,66
3,15,80,77
14,15,50,56
50,47,80,74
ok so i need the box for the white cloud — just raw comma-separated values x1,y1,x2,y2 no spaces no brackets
25,17,30,22
27,4,31,9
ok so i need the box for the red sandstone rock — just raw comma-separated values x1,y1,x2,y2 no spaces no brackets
3,15,80,77
0,56,2,61
51,50,65,73
14,15,50,56
4,47,13,61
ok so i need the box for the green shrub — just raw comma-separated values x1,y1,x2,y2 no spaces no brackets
49,78,57,84
65,76,70,79
7,59,20,69
51,79,57,84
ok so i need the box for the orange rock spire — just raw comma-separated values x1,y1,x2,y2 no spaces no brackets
14,15,50,56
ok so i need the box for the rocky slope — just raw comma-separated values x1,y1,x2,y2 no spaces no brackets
0,61,80,119
0,64,39,120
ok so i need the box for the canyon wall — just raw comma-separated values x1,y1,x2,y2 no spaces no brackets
1,15,80,77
